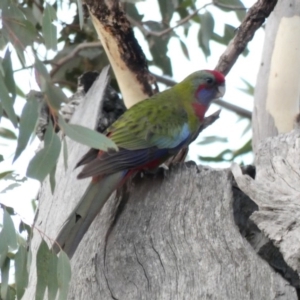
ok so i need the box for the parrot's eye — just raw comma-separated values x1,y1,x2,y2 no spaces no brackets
206,78,214,85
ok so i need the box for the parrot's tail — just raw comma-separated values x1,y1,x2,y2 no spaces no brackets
53,171,125,258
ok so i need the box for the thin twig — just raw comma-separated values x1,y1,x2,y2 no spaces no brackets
153,73,252,119
128,1,246,38
50,42,103,77
127,4,211,38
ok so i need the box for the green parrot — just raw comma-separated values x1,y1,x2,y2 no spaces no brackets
54,69,225,258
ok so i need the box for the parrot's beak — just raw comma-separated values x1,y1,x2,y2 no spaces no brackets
216,84,226,98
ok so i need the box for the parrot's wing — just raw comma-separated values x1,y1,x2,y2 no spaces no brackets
108,96,192,150
77,97,196,178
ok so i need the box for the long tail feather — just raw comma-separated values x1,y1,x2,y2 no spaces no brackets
53,171,125,258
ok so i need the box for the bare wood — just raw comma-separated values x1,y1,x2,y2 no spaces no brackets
23,68,111,299
67,164,296,299
232,125,300,275
252,0,300,152
84,0,155,108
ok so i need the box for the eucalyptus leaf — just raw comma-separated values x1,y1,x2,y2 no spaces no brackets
42,4,57,50
0,72,18,127
198,136,228,145
57,251,71,300
48,252,58,300
58,114,118,151
0,257,10,300
238,78,254,96
15,245,28,300
3,210,17,251
26,123,61,182
49,164,56,194
77,0,84,29
3,49,16,100
232,139,252,159
35,240,51,300
0,171,14,180
44,81,67,110
14,94,39,162
198,11,214,58
216,0,246,21
158,1,175,24
0,127,17,140
0,232,8,269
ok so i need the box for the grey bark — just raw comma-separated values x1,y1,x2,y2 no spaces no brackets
23,74,297,299
252,0,300,152
232,125,300,281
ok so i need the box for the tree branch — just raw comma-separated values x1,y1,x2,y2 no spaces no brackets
127,5,209,38
128,1,246,38
49,42,102,77
215,0,278,75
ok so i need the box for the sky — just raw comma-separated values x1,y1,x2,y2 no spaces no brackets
0,0,262,223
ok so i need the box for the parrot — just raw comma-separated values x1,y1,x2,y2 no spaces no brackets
53,69,225,258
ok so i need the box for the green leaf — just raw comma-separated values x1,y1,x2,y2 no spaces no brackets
42,4,57,50
2,3,37,65
212,24,235,46
216,0,246,22
179,39,190,60
44,81,67,110
3,49,16,100
0,102,3,121
232,139,252,159
58,114,118,151
238,78,254,96
125,2,144,21
34,57,51,85
198,136,228,145
49,164,56,194
18,221,32,238
36,240,51,300
27,122,61,182
158,0,175,24
198,11,214,58
77,0,84,29
0,257,10,300
15,245,28,300
199,149,232,162
145,21,173,76
62,137,68,170
48,252,58,300
0,72,18,127
3,210,17,250
0,127,17,140
57,251,71,300
14,94,39,162
0,229,8,269
0,171,14,180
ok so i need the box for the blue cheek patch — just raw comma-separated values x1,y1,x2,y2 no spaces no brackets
197,88,215,106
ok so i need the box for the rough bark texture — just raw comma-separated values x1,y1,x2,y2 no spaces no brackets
232,126,300,279
84,0,155,108
252,0,300,152
66,165,296,300
23,74,298,299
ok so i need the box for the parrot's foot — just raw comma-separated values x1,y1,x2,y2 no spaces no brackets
141,165,169,179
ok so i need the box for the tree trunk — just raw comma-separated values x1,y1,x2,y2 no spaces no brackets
23,74,297,299
23,0,300,298
252,0,300,152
